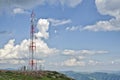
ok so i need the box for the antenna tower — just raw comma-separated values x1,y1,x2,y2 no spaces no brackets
29,11,36,71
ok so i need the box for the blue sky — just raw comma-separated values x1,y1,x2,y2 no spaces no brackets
0,0,120,72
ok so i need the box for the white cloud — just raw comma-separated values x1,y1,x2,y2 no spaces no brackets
79,50,108,55
60,49,107,67
0,39,19,59
63,50,75,55
13,8,29,14
62,49,108,55
88,60,102,66
61,58,86,67
48,18,71,27
66,26,81,31
95,0,120,18
35,39,59,57
83,16,120,32
35,19,49,39
49,57,105,67
83,0,120,32
0,39,28,64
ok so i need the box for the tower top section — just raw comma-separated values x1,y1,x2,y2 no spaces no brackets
31,11,36,26
31,10,35,18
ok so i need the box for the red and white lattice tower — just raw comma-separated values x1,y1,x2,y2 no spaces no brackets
29,11,36,71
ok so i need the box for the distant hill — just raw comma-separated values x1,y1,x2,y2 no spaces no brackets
0,70,74,80
62,71,120,80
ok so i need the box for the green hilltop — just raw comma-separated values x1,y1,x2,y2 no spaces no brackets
0,70,74,80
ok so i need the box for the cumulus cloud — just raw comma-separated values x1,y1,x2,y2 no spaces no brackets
95,0,120,18
0,29,108,67
35,39,58,57
82,0,120,32
0,39,29,64
35,19,49,39
0,38,108,66
48,18,71,27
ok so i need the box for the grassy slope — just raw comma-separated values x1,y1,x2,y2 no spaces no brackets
0,70,74,80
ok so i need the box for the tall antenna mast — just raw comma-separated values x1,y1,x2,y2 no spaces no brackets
29,11,36,71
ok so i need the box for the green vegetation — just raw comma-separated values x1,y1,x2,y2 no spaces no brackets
0,70,73,80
